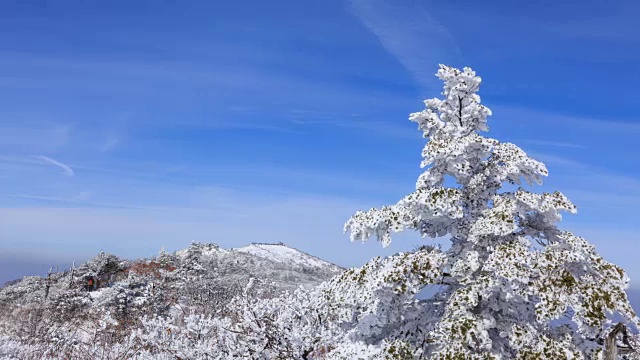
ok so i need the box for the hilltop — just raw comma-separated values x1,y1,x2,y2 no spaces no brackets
0,242,343,359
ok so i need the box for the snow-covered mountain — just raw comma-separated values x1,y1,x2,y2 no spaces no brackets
0,242,344,359
172,241,342,292
234,242,342,272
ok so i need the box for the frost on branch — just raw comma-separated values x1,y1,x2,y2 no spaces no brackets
343,65,640,358
345,187,463,246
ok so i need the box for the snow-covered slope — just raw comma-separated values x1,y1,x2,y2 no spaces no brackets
0,241,346,358
0,242,344,318
233,242,341,272
175,242,227,258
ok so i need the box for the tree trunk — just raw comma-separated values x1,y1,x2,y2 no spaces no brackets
604,322,630,360
68,261,76,289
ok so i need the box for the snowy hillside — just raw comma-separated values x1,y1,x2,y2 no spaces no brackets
234,242,342,272
0,242,344,359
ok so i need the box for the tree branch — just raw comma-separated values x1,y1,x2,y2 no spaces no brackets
457,96,464,127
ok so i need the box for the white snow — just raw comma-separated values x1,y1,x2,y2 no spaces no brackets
175,243,227,259
234,243,336,270
88,288,107,299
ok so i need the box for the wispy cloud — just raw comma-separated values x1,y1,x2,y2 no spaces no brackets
531,151,640,187
0,51,420,140
492,105,640,134
0,51,411,121
33,155,74,176
286,109,415,138
528,151,640,221
8,194,202,212
99,134,120,152
519,139,584,149
349,0,460,89
528,152,588,171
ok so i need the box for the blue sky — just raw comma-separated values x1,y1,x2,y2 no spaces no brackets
0,0,639,286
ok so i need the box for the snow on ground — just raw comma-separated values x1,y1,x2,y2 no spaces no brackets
175,243,227,259
234,243,338,270
88,288,107,299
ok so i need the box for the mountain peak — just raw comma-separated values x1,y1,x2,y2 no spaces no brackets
234,243,341,271
249,241,287,246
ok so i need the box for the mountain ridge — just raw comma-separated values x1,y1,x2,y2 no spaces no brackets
0,241,345,358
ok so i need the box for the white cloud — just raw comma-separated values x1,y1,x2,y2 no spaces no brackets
518,139,584,149
529,151,640,215
99,131,121,152
491,105,640,134
33,155,74,176
349,0,460,89
286,110,416,138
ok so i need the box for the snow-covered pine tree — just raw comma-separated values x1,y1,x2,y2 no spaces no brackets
340,65,640,359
